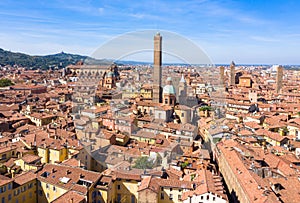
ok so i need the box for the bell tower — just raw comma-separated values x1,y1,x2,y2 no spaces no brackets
178,74,187,105
153,33,162,103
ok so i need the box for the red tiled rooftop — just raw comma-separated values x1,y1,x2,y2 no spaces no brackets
51,190,86,203
20,154,41,164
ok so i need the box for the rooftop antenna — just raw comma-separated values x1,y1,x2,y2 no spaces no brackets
154,0,158,31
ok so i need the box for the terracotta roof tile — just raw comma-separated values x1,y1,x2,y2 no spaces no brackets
51,190,86,203
20,154,41,164
38,164,101,193
14,171,36,185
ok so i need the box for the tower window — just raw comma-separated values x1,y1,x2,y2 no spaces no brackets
158,113,162,119
178,194,182,200
131,195,135,203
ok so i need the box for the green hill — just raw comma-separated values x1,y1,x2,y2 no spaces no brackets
0,48,113,69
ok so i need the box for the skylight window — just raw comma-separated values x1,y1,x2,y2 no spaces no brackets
59,177,70,184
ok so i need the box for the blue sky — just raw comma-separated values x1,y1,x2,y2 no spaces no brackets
0,0,300,64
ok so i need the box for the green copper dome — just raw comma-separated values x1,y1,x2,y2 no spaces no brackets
163,84,176,95
107,71,114,78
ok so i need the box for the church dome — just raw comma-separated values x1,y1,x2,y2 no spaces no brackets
163,77,176,95
163,84,176,95
107,71,114,78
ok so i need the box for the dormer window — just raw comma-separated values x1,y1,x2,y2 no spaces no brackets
77,179,92,187
41,171,50,178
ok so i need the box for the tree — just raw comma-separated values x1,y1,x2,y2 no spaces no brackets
199,106,213,111
180,161,189,170
0,78,14,87
133,156,154,169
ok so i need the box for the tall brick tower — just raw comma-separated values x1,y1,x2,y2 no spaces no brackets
219,66,225,85
153,33,162,103
276,65,283,93
229,61,235,86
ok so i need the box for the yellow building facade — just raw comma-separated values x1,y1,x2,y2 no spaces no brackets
37,145,68,164
0,171,37,203
38,181,68,203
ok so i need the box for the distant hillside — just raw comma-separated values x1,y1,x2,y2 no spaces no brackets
0,48,112,69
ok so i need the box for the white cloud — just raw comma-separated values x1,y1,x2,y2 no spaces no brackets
250,36,280,42
98,7,104,14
